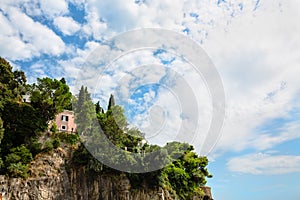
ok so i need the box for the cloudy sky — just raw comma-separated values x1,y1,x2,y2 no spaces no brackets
1,0,300,199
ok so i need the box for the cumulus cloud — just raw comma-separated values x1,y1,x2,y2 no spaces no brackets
203,0,300,155
2,0,299,159
0,6,66,60
227,153,300,175
54,16,81,35
39,0,69,17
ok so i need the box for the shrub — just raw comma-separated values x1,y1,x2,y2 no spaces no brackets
50,123,58,133
55,132,79,145
52,138,61,149
29,138,42,156
5,145,33,165
7,162,29,178
43,140,53,152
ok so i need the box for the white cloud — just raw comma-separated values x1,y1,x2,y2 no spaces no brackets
81,5,108,40
2,0,299,160
203,0,300,155
227,153,300,175
86,0,271,42
39,0,69,17
0,6,66,60
54,16,81,35
1,0,69,18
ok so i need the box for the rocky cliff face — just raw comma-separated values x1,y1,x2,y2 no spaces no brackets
0,148,213,200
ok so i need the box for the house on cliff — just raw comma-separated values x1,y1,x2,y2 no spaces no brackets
53,110,77,133
22,95,76,133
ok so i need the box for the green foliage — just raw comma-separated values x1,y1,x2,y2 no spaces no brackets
28,138,42,156
73,86,212,199
55,132,79,145
0,101,45,155
30,77,72,123
52,138,61,149
95,101,104,114
64,134,79,145
107,94,115,110
5,153,21,165
5,145,33,165
158,144,212,199
4,145,33,178
0,60,214,197
72,144,104,172
0,157,3,171
7,162,29,178
50,123,58,133
0,57,25,107
74,86,97,136
43,140,54,153
72,145,91,165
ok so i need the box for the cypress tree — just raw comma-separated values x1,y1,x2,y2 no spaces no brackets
107,94,115,110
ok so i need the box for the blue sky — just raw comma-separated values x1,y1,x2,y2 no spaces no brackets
1,0,300,199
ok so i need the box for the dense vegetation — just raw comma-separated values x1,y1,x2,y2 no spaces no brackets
0,57,72,177
0,57,212,199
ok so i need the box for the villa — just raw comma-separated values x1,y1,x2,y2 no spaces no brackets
53,110,77,133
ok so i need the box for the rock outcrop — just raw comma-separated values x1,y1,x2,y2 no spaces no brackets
0,148,213,200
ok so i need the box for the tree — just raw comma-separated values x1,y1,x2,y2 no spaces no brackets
30,77,72,123
0,101,45,156
74,86,97,136
5,145,33,165
107,94,115,110
13,70,27,94
4,144,33,178
158,144,212,199
60,77,66,84
0,57,25,110
95,101,104,114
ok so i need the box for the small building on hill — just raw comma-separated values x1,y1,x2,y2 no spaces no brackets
54,110,77,133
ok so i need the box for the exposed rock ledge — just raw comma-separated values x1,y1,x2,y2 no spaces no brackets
0,148,213,200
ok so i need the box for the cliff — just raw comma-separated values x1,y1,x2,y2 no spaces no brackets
0,148,213,200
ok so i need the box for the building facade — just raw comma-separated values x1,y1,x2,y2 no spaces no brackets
54,110,76,133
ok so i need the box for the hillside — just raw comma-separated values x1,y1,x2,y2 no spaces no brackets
0,57,213,200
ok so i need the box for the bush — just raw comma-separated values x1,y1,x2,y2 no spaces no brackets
3,145,33,178
52,138,61,149
43,140,53,152
55,132,79,145
50,123,58,133
65,133,79,145
7,162,29,178
5,145,33,165
29,138,42,156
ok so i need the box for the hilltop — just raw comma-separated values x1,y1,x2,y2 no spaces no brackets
0,57,213,200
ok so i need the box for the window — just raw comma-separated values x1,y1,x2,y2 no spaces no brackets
61,115,69,121
61,125,66,130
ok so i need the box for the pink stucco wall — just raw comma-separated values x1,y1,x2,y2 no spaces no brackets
54,110,77,133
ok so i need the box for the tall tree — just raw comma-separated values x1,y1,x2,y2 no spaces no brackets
30,77,72,123
74,86,97,136
107,94,115,110
0,57,25,110
95,101,104,114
